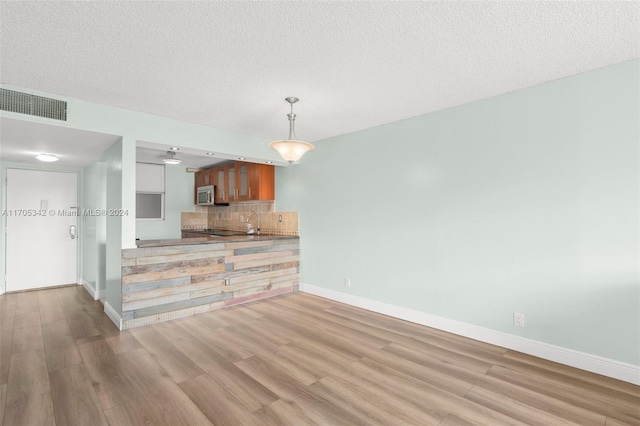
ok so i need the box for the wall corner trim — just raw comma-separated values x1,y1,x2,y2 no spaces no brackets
80,278,100,301
299,283,640,386
104,301,123,331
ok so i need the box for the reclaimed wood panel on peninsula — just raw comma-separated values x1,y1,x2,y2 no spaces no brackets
121,238,299,329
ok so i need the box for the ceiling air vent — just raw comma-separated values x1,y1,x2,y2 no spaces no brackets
0,88,67,121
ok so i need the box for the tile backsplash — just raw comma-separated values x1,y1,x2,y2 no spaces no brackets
181,201,299,236
180,208,208,230
210,210,299,236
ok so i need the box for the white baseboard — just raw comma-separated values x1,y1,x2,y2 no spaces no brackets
104,301,123,331
299,283,640,386
80,278,106,302
80,278,98,300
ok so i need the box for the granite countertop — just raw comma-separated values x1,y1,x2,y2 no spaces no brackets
136,233,299,248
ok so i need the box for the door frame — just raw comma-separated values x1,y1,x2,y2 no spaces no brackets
1,164,83,294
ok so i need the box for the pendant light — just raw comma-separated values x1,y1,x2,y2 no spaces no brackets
269,97,314,165
163,150,182,165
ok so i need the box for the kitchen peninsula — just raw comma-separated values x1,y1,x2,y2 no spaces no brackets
121,234,299,329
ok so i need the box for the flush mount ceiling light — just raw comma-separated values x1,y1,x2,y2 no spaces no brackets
35,153,59,162
162,150,182,165
269,97,314,165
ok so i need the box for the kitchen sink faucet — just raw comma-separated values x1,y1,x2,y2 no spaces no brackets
246,211,260,235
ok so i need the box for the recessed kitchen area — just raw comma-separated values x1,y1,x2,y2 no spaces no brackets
135,144,300,239
130,143,301,329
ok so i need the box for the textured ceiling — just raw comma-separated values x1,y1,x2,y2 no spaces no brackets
1,1,638,143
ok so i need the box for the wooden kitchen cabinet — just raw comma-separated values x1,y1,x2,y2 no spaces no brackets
193,168,217,203
193,170,206,203
246,163,275,201
237,163,249,200
194,171,205,188
211,162,274,203
197,169,215,186
207,163,234,203
205,169,217,186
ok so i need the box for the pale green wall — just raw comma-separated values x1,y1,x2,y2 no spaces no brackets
135,165,196,240
96,161,107,292
82,160,107,294
82,162,98,291
105,139,124,313
276,60,640,365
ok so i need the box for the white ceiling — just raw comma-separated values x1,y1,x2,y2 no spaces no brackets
0,117,120,167
0,1,638,148
0,116,239,167
136,145,230,169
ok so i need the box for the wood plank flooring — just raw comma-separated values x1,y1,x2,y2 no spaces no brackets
0,285,638,425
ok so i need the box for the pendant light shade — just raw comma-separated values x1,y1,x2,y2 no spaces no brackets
268,140,314,163
269,97,314,164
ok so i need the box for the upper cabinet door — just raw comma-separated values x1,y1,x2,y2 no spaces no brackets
237,163,250,201
227,164,236,201
216,167,227,202
202,169,211,186
194,171,205,189
193,170,205,204
248,164,275,201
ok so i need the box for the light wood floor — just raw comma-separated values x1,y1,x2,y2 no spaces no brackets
0,286,638,426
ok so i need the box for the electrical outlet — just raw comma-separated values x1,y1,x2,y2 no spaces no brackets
240,215,244,222
513,312,525,328
345,278,351,288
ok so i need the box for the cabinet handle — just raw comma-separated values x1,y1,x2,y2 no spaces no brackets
235,188,238,199
249,187,252,199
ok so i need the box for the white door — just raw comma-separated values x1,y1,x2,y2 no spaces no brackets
5,169,78,291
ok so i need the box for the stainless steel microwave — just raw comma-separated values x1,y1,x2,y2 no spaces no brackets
196,185,215,206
